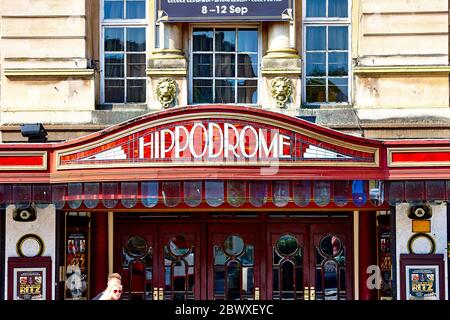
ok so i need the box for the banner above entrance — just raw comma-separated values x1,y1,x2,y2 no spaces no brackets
157,0,293,22
55,111,379,170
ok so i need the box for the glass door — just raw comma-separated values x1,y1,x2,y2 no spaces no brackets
267,224,308,300
267,221,353,300
207,224,260,300
115,222,201,300
115,223,156,300
309,222,353,300
158,224,201,300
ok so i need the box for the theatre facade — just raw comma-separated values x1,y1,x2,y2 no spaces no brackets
1,0,450,301
1,106,450,301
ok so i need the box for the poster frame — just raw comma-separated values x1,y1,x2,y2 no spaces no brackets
399,254,445,300
7,256,52,300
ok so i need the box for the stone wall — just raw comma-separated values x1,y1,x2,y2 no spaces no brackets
0,0,94,125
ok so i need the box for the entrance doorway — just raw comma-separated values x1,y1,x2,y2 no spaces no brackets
267,221,352,300
114,215,353,300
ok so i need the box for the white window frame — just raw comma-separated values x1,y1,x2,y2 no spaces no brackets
189,23,262,106
100,0,149,104
302,0,352,106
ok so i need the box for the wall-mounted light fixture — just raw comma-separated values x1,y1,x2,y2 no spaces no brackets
20,123,48,143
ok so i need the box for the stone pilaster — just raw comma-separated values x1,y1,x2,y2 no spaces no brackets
261,22,301,114
147,23,187,110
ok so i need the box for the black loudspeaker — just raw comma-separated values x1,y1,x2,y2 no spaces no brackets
12,206,37,222
408,204,432,220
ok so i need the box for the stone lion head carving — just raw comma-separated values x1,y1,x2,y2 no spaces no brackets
156,77,177,109
271,77,293,109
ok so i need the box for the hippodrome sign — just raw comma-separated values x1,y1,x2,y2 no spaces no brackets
157,0,293,22
56,115,378,169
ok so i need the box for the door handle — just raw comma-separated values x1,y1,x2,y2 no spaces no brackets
310,286,316,300
159,287,164,300
255,287,260,300
153,287,158,300
304,287,309,300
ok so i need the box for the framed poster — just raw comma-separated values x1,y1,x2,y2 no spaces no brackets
400,254,445,300
65,232,88,300
8,256,52,300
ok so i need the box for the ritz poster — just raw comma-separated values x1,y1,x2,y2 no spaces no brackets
16,270,44,300
408,267,438,300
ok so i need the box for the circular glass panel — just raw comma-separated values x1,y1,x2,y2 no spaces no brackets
168,234,191,256
224,235,245,256
126,236,148,257
276,234,298,256
319,235,342,257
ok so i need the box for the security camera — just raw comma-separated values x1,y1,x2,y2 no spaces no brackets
408,204,432,220
13,205,37,222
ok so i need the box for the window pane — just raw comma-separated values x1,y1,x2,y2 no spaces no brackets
68,183,82,209
306,78,326,103
249,181,267,207
105,79,125,103
328,52,348,77
215,54,235,77
127,28,146,52
329,0,348,18
84,182,100,209
328,27,348,50
215,80,235,104
184,180,202,207
127,79,146,103
105,53,124,77
314,181,331,207
273,180,290,207
126,0,146,19
306,0,326,17
121,182,138,208
127,54,146,77
193,79,213,103
306,52,326,77
102,182,119,209
104,0,124,19
293,181,311,207
142,181,159,207
193,28,213,51
105,28,124,51
205,180,224,207
306,27,326,50
227,181,246,207
193,54,212,77
215,29,236,52
238,29,258,52
237,54,257,78
328,78,348,102
238,80,257,104
162,181,181,207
